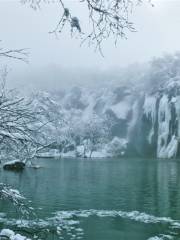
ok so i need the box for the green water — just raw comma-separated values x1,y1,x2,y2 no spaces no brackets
1,157,180,240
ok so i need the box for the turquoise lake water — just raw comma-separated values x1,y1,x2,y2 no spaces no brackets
1,157,180,240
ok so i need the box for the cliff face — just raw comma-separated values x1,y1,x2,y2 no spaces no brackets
119,54,180,159
31,53,180,158
132,82,180,158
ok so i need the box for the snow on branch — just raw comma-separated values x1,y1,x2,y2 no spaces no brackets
0,183,25,205
21,0,153,54
0,68,54,163
0,183,32,218
0,43,28,63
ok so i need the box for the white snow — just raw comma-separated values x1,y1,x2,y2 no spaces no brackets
142,91,180,159
143,95,157,143
143,95,157,124
90,150,107,158
174,96,180,138
127,100,139,140
61,151,76,158
147,237,163,240
52,209,175,225
1,209,179,240
0,130,30,141
3,160,24,166
0,185,25,201
105,137,128,157
110,99,131,120
0,229,31,240
147,235,173,240
157,95,178,158
36,149,61,158
165,135,178,158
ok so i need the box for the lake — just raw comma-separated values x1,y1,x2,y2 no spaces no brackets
1,157,180,240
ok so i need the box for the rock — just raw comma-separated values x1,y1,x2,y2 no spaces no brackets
3,160,25,171
0,229,14,238
30,165,41,169
0,229,31,240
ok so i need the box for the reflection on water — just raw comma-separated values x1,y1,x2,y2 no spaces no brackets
1,158,180,240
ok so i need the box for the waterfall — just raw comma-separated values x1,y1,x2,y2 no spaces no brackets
142,93,179,158
143,95,157,144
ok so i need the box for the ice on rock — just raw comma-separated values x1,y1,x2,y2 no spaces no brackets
147,237,163,240
147,235,174,240
157,95,171,158
174,96,180,138
143,95,157,125
156,95,179,158
110,99,131,120
0,229,15,238
143,91,180,159
143,95,157,144
0,229,31,240
165,135,178,158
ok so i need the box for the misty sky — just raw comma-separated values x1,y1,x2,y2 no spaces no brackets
0,0,180,90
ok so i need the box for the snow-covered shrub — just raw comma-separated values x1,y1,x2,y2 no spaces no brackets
0,183,31,218
106,137,128,157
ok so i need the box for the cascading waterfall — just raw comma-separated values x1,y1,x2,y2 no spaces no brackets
143,93,180,159
174,96,180,140
157,95,172,158
143,95,157,144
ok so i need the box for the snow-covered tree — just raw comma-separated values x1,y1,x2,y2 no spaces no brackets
144,53,180,93
0,69,54,163
79,113,110,157
106,137,128,157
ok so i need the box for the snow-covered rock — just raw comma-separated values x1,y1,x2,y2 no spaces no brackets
0,229,31,240
3,160,25,171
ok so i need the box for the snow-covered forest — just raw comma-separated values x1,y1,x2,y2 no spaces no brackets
1,53,180,162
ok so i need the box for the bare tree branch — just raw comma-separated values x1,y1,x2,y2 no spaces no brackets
21,0,153,53
0,45,29,63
